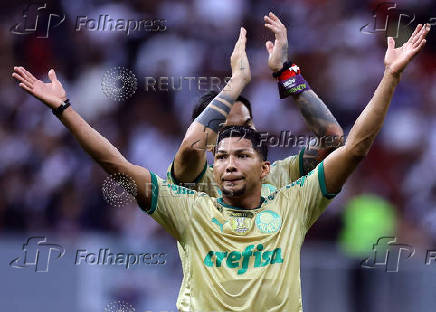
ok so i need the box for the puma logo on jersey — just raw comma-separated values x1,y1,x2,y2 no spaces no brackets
211,217,228,232
203,244,284,275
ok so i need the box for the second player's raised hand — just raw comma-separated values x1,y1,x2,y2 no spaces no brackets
12,67,67,109
264,12,288,72
384,24,431,76
230,27,251,84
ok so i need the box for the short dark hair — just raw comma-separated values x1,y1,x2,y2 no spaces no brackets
192,91,252,121
215,125,268,161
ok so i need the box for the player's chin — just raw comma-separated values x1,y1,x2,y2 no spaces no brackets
222,184,246,197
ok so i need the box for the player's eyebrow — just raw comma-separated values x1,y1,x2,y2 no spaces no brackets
216,148,253,154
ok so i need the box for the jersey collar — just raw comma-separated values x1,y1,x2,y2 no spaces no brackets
217,197,266,210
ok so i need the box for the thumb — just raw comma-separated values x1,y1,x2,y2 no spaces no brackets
265,41,274,55
48,69,58,82
387,37,395,50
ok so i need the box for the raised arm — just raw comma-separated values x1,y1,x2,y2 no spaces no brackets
264,12,344,175
173,27,251,183
323,24,430,193
12,67,152,209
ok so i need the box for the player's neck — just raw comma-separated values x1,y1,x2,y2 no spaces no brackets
222,187,262,210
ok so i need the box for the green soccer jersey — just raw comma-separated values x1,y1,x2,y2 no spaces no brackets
143,161,336,312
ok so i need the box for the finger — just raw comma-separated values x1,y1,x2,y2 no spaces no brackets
12,70,26,82
13,69,33,87
412,24,430,48
269,12,282,24
23,68,37,82
234,27,245,48
48,69,58,82
410,24,422,39
387,37,395,50
264,15,281,28
19,82,33,93
236,27,247,50
409,24,423,44
16,66,28,79
265,41,274,55
413,39,426,53
12,72,26,83
264,23,281,34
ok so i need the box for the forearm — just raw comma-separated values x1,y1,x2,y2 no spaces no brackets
195,74,248,145
345,70,400,157
293,90,343,141
294,89,344,174
58,106,129,175
323,70,400,194
174,75,247,182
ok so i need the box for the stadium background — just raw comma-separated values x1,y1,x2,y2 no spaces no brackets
0,0,435,311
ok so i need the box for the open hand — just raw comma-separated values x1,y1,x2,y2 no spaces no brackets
230,27,251,84
12,67,66,109
384,24,431,76
264,12,288,72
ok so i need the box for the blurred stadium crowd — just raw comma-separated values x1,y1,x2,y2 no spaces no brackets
0,0,435,279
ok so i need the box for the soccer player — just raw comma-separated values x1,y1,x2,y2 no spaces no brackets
169,12,344,197
12,23,430,311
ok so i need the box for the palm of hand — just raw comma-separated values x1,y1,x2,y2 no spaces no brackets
268,40,288,71
33,79,66,103
384,24,430,75
384,41,416,74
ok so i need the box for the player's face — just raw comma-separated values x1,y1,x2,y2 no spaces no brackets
223,101,255,129
213,137,269,197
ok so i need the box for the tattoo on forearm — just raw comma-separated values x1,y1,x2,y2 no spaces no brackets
302,146,320,175
196,95,235,132
295,90,344,174
294,90,338,137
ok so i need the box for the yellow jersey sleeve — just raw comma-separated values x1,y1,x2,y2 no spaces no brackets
263,148,305,188
166,162,220,197
283,161,338,231
142,172,205,243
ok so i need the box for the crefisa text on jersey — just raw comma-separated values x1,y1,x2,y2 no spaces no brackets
204,244,284,275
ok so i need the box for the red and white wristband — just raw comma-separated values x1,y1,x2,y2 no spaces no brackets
273,61,310,99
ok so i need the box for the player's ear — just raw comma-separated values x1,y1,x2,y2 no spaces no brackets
260,161,270,179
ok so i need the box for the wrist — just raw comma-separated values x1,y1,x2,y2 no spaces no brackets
52,98,71,118
384,67,402,81
231,73,250,85
271,59,288,72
